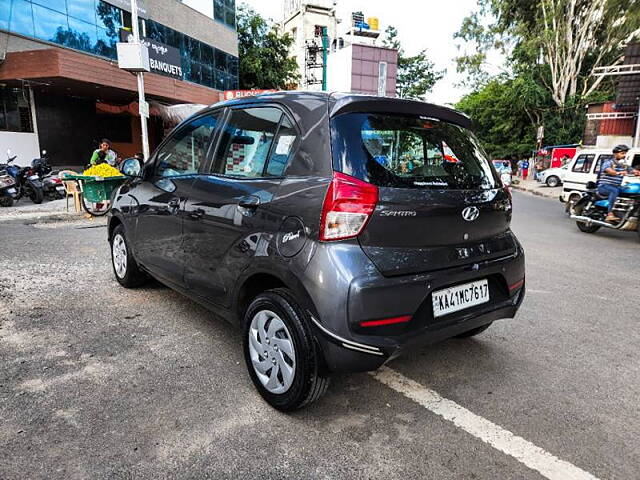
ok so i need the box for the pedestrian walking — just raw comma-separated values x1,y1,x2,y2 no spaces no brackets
521,159,530,180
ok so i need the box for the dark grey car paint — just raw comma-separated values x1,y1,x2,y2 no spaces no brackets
109,91,525,374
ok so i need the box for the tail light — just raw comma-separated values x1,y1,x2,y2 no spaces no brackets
319,172,378,241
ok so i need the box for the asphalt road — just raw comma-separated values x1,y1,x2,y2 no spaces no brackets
1,192,639,480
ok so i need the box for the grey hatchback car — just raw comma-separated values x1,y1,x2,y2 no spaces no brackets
109,92,525,410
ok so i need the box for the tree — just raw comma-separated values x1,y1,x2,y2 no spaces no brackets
455,0,640,106
236,4,299,89
383,26,444,99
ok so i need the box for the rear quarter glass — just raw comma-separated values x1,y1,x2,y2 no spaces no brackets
330,113,499,190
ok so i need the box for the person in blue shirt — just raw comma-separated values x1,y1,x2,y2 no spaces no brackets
597,145,640,222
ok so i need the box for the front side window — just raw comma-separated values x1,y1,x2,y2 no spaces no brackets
155,114,218,177
572,154,595,173
213,107,289,178
331,113,499,190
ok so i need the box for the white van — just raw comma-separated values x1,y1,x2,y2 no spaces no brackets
560,147,640,208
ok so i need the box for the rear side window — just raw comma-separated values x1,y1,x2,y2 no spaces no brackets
594,154,612,175
330,113,499,190
572,154,595,173
212,107,296,178
155,114,219,177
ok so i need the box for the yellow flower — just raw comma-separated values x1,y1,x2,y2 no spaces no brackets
83,164,124,178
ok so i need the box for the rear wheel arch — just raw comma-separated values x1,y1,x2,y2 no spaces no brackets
234,271,318,326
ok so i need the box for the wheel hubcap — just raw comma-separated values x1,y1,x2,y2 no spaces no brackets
248,310,296,394
112,234,127,278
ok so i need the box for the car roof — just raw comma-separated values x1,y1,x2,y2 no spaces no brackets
210,91,472,130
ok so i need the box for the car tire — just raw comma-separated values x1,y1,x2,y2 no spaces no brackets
243,288,330,411
546,176,560,187
0,195,14,207
110,224,148,287
566,193,581,214
455,322,492,338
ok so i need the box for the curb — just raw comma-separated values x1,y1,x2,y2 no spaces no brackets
511,184,558,200
0,211,84,225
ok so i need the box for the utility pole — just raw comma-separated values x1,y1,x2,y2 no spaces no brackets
321,27,329,91
130,0,150,161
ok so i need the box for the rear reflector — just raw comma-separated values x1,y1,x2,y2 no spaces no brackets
320,172,378,241
509,279,524,291
360,315,412,328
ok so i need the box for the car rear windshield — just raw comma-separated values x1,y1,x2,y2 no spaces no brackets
331,113,499,190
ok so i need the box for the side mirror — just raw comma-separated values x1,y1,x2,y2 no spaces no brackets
121,157,142,177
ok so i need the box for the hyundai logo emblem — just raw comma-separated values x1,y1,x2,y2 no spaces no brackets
462,206,480,222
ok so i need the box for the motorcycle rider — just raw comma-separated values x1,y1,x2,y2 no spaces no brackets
598,145,640,222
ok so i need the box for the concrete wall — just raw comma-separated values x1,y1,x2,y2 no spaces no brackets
0,131,40,165
150,0,238,56
351,44,397,97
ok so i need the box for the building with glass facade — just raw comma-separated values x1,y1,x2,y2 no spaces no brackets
0,0,238,165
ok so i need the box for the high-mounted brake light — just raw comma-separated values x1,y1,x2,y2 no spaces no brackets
320,172,378,241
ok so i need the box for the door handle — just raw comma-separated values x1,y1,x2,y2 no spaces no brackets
188,208,205,220
238,195,261,209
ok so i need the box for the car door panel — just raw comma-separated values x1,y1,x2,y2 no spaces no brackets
131,113,220,286
182,106,297,307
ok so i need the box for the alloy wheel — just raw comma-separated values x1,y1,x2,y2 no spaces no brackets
248,310,296,394
112,234,128,279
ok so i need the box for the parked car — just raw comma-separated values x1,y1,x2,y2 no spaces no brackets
560,148,640,210
108,92,526,410
539,164,569,187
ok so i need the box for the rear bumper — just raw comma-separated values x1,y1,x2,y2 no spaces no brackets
310,245,525,373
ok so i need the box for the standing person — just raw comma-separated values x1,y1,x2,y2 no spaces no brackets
89,139,117,166
521,158,530,180
597,145,640,222
516,159,523,178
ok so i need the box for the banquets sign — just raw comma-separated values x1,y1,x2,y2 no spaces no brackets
119,30,183,79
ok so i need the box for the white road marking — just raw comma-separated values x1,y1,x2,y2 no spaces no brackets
525,289,552,294
372,367,599,480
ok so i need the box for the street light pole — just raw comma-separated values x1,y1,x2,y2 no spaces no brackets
130,0,150,161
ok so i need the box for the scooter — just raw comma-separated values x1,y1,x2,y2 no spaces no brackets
3,149,45,204
0,164,18,207
32,150,65,200
570,179,640,240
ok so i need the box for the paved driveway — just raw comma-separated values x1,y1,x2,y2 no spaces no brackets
1,193,638,479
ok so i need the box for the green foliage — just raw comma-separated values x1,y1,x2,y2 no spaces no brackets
455,75,605,158
383,26,444,99
236,4,299,89
453,0,639,156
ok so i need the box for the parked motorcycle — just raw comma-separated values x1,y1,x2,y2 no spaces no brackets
2,149,45,204
570,179,640,240
0,164,18,207
31,150,65,200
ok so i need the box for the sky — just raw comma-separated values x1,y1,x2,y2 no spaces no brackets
188,0,504,105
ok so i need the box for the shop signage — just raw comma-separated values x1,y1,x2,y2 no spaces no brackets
223,90,279,100
120,30,183,80
104,0,148,18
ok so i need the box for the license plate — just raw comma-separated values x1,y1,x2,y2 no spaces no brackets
432,279,489,318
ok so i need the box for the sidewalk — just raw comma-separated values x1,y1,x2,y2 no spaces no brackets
511,177,562,200
0,198,83,224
